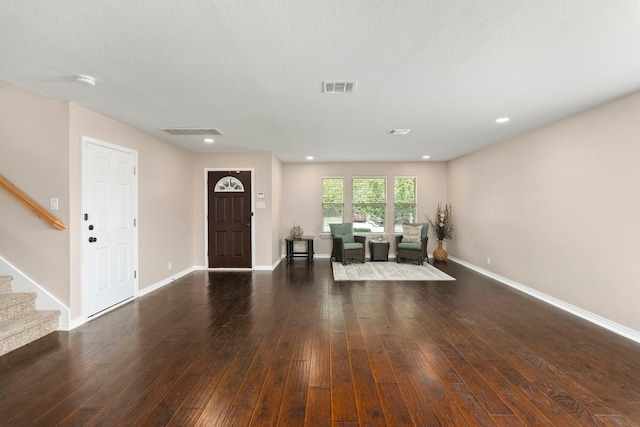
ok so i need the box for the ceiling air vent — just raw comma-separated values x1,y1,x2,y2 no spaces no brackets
323,81,357,93
160,128,225,136
388,129,411,135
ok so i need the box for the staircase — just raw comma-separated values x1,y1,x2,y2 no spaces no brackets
0,275,60,357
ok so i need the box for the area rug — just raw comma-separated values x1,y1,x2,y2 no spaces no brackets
332,262,455,281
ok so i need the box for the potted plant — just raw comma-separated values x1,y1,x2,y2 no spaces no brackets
427,203,453,261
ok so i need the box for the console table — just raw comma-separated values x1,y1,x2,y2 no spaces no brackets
285,236,314,264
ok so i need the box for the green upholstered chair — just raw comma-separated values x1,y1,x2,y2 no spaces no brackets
330,223,366,265
395,223,429,265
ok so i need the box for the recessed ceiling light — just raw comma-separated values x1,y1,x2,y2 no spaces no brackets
204,138,214,144
422,155,430,159
388,129,411,135
75,74,96,86
496,117,510,124
306,156,314,160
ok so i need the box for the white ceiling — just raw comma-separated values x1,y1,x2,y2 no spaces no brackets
1,1,639,163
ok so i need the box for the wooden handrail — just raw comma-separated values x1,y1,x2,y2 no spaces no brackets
0,174,67,230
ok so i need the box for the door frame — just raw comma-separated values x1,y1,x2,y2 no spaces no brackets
203,168,255,270
81,136,139,320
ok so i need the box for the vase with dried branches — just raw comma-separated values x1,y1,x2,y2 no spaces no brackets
426,203,453,261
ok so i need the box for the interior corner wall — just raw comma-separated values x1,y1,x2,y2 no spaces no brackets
69,103,194,318
281,162,449,258
192,152,275,268
0,80,71,307
271,155,283,264
447,90,640,332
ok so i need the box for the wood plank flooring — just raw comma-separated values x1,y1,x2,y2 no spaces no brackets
1,259,640,426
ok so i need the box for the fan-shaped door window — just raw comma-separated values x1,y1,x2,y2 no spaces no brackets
214,176,245,192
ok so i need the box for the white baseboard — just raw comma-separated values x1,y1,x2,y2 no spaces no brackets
65,316,86,331
448,256,640,344
255,255,285,271
138,265,198,297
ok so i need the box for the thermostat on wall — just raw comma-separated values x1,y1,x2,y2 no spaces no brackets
257,192,265,199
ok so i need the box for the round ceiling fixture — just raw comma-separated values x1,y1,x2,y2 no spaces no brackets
75,74,96,86
204,138,214,144
496,117,510,124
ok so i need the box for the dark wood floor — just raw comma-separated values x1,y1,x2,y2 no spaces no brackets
1,259,640,426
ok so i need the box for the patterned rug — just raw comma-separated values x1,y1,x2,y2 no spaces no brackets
332,261,455,281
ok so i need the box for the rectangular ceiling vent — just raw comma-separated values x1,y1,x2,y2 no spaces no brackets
160,128,225,136
388,129,411,135
323,81,357,93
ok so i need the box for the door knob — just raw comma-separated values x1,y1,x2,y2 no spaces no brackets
88,237,97,243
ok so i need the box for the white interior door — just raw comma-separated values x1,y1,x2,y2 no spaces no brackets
84,140,137,317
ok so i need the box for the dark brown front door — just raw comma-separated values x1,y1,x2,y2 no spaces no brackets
208,170,252,268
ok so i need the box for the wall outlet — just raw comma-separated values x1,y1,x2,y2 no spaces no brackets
168,262,172,270
486,257,491,265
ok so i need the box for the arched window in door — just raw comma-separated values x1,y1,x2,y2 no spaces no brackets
214,176,245,192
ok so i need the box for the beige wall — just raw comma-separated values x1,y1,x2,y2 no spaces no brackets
192,152,277,267
282,162,449,257
69,104,195,318
448,91,640,332
271,155,283,265
1,81,195,320
0,81,71,305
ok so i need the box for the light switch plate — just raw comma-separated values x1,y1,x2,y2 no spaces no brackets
257,201,266,209
50,198,59,210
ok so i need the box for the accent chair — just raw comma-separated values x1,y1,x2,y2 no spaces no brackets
395,223,429,265
330,223,366,265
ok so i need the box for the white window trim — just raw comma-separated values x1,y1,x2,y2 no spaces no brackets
214,176,245,192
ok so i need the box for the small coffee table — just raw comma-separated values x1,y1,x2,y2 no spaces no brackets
368,240,390,261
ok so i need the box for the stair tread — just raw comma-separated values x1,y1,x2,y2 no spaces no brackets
0,310,60,340
0,276,12,294
0,276,61,357
0,292,37,310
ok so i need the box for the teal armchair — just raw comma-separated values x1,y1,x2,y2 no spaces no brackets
330,223,366,265
395,223,429,265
